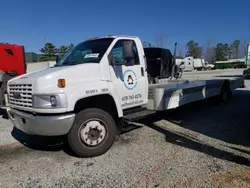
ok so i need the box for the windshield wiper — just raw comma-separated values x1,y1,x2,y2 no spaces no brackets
63,61,78,65
54,61,78,67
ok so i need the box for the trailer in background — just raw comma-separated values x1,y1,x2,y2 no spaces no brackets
215,59,247,69
193,58,205,71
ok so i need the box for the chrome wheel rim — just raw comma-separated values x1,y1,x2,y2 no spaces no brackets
79,119,107,146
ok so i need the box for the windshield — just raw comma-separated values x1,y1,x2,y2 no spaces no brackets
56,38,114,66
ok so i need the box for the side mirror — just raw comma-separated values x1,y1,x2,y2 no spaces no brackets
108,53,114,66
123,41,135,66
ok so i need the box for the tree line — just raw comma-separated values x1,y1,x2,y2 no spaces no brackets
201,40,246,63
39,42,75,61
143,34,248,64
2,37,248,64
1,41,75,61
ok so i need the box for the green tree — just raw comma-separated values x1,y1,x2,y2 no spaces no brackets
204,40,216,64
228,44,234,59
40,42,58,57
58,45,69,56
215,43,230,61
231,40,240,58
186,40,203,58
68,43,74,51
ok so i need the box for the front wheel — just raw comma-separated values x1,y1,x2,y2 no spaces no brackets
67,108,117,157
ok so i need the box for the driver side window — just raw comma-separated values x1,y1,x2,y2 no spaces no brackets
110,40,139,65
111,40,124,65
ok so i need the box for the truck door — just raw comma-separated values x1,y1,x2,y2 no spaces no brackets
108,39,147,109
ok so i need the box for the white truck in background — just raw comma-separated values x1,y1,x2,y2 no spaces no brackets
6,35,244,157
175,57,194,71
176,57,214,71
193,58,215,71
193,58,205,71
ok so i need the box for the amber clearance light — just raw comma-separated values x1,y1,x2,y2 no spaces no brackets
58,79,66,88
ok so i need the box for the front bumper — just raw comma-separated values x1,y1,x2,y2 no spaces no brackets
7,108,75,136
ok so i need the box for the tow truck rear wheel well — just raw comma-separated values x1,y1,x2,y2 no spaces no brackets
222,80,231,93
73,95,122,134
218,80,232,102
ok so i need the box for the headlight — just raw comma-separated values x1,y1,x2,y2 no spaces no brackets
33,93,67,108
50,96,57,107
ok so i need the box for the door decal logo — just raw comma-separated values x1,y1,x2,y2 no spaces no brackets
123,69,137,90
127,75,133,85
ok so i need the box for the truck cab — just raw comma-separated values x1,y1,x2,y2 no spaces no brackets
0,44,26,76
0,44,26,106
143,47,173,80
7,36,149,157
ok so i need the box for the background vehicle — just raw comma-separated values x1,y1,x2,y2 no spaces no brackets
178,57,194,71
144,45,182,84
193,58,205,71
204,62,215,70
6,35,245,158
215,59,247,69
0,44,26,106
177,57,214,71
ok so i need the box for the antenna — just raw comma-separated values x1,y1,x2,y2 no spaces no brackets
170,42,178,79
173,42,178,65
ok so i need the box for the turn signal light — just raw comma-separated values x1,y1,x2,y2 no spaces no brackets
58,79,66,88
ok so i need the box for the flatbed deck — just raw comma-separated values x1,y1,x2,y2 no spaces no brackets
147,74,244,111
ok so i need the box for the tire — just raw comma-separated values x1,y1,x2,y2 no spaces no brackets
67,108,117,158
218,82,231,103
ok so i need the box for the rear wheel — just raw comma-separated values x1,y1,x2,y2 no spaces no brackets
67,108,117,157
218,82,232,103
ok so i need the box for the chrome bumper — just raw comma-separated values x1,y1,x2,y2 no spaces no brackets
7,108,75,136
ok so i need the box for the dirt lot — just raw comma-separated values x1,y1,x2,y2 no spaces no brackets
0,80,250,188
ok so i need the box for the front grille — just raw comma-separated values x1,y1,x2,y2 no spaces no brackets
9,84,33,107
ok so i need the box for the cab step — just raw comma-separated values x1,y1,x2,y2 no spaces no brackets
123,107,156,121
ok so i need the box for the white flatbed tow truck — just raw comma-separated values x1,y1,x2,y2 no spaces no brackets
6,35,245,157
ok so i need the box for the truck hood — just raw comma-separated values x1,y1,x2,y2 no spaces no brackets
8,63,102,93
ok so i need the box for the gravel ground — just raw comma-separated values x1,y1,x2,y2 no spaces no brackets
0,79,250,188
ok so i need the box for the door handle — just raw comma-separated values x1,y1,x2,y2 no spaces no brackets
141,67,144,76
